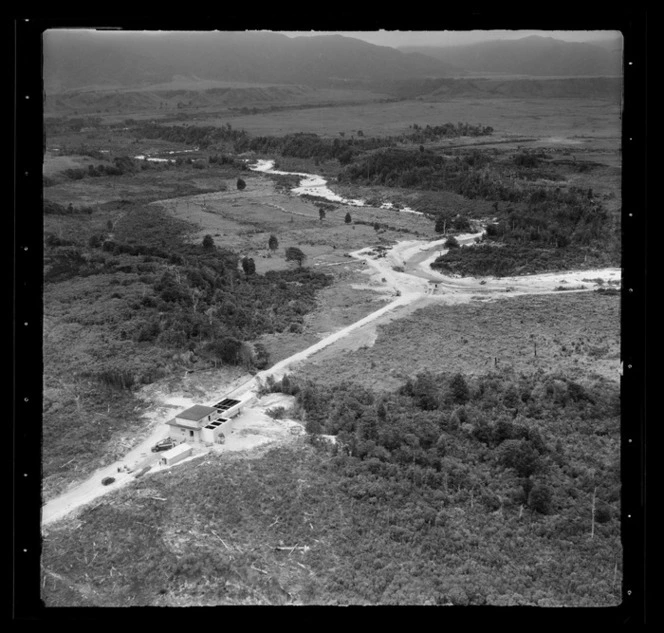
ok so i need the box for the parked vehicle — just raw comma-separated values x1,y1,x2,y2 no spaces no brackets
151,438,176,452
101,477,115,486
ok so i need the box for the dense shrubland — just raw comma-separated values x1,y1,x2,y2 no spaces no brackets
44,203,332,383
430,185,620,276
338,148,501,195
335,145,619,274
42,368,621,607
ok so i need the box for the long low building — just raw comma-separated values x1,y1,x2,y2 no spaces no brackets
212,398,243,419
159,442,193,466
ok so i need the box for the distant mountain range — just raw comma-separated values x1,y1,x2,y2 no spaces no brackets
399,35,623,77
43,31,623,95
43,31,457,93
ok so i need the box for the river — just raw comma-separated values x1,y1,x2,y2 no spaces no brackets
249,158,423,214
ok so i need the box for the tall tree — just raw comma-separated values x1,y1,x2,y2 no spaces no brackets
241,256,256,275
435,213,454,234
319,207,326,222
344,212,352,224
285,246,306,268
202,234,215,250
449,373,469,404
236,178,246,190
268,234,279,252
252,343,270,370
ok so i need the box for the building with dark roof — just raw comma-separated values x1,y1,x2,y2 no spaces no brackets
176,405,219,423
166,401,243,444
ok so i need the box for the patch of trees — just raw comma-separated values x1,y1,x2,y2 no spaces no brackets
431,185,619,276
338,147,579,210
404,122,494,143
338,148,510,198
272,369,618,470
44,204,332,387
208,153,247,169
234,132,371,165
431,241,619,277
513,151,544,168
434,213,471,234
62,156,138,181
353,219,421,236
44,116,103,136
44,200,95,215
131,122,250,150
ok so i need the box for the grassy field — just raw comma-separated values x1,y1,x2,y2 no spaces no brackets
48,93,621,146
45,84,393,119
296,291,620,392
149,171,438,271
197,97,622,140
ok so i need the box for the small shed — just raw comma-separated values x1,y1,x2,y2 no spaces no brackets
159,443,193,466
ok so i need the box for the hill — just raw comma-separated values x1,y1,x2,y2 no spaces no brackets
399,35,623,77
374,75,623,101
43,31,456,94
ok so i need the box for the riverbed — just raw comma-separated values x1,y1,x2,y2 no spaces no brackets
249,158,423,214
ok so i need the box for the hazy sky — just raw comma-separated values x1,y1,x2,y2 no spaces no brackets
280,30,622,48
47,28,622,49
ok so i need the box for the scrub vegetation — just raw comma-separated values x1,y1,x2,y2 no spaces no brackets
42,365,620,606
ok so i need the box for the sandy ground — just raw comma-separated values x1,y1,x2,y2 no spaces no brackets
352,232,621,304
